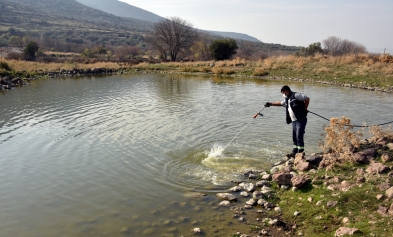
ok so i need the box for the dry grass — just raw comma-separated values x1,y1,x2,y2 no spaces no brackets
252,67,268,76
319,117,362,168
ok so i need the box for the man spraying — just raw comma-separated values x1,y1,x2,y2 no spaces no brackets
265,85,310,158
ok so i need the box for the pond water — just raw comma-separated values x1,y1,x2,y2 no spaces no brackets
0,74,392,236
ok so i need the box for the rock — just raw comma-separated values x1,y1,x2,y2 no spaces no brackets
272,172,293,185
142,228,155,235
305,153,323,165
366,162,389,174
249,174,258,179
387,143,393,150
342,217,349,224
376,194,384,200
246,198,257,206
216,193,237,201
240,191,249,197
334,227,359,236
243,183,255,192
281,184,290,190
270,166,281,174
256,180,270,187
219,201,231,206
381,153,392,163
183,192,208,199
229,186,242,192
389,203,393,215
238,217,245,221
294,152,305,164
193,227,202,233
291,175,310,188
244,204,253,209
362,148,377,157
257,199,267,206
386,187,393,199
307,197,313,203
353,152,371,164
253,191,264,200
274,206,282,212
316,201,323,206
261,174,272,180
327,201,338,208
268,219,278,226
292,187,298,192
294,211,301,216
295,160,312,171
377,206,388,216
378,183,391,191
120,227,130,233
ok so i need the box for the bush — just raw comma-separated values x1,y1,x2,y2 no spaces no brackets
0,62,11,71
253,67,269,76
24,41,39,60
209,39,238,61
6,52,24,60
319,117,362,168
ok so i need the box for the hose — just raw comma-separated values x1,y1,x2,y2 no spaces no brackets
308,111,393,128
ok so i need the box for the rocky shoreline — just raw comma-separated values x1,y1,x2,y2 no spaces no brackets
185,136,393,236
0,67,129,91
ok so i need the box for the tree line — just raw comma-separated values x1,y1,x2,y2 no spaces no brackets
1,17,373,63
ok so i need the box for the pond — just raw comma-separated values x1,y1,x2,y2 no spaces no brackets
0,74,392,236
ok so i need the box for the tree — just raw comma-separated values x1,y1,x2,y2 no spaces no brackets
24,41,39,60
295,42,323,56
146,17,198,61
209,38,238,61
322,36,367,56
190,34,212,61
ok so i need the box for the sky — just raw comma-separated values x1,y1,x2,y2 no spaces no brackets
121,0,393,53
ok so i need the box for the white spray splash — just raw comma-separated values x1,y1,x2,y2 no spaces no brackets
207,143,225,158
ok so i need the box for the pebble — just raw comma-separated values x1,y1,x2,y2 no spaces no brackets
294,211,301,216
193,228,202,233
240,191,249,197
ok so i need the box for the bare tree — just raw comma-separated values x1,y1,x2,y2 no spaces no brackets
190,33,212,61
146,17,198,61
323,36,367,56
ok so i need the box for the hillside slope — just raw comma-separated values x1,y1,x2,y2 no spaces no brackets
75,0,164,23
10,0,153,32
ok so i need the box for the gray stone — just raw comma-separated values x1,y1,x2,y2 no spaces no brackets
386,187,393,199
246,198,257,206
281,185,290,190
193,227,202,233
261,174,272,180
294,211,301,216
244,204,253,209
295,160,312,171
219,201,231,206
216,193,237,201
240,191,249,197
268,219,278,225
243,183,255,192
257,199,267,206
366,162,389,174
229,186,242,192
256,180,270,187
334,227,359,236
142,228,156,235
377,206,388,216
389,203,393,215
353,152,371,164
387,143,393,150
270,166,281,174
327,201,338,208
249,174,258,179
253,191,264,200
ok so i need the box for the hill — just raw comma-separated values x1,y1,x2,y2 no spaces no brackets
75,0,164,23
204,30,260,42
9,0,152,32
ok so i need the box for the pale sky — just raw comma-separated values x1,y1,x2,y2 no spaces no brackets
121,0,393,53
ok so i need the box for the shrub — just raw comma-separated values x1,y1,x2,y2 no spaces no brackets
24,41,39,60
6,52,24,60
209,38,238,61
253,67,269,76
319,117,362,168
0,62,11,71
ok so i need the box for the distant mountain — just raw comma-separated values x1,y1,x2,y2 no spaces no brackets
204,30,260,42
10,0,153,33
75,0,164,23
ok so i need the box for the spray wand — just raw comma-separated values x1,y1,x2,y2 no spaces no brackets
223,106,266,149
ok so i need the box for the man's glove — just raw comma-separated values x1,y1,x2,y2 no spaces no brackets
265,102,272,107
